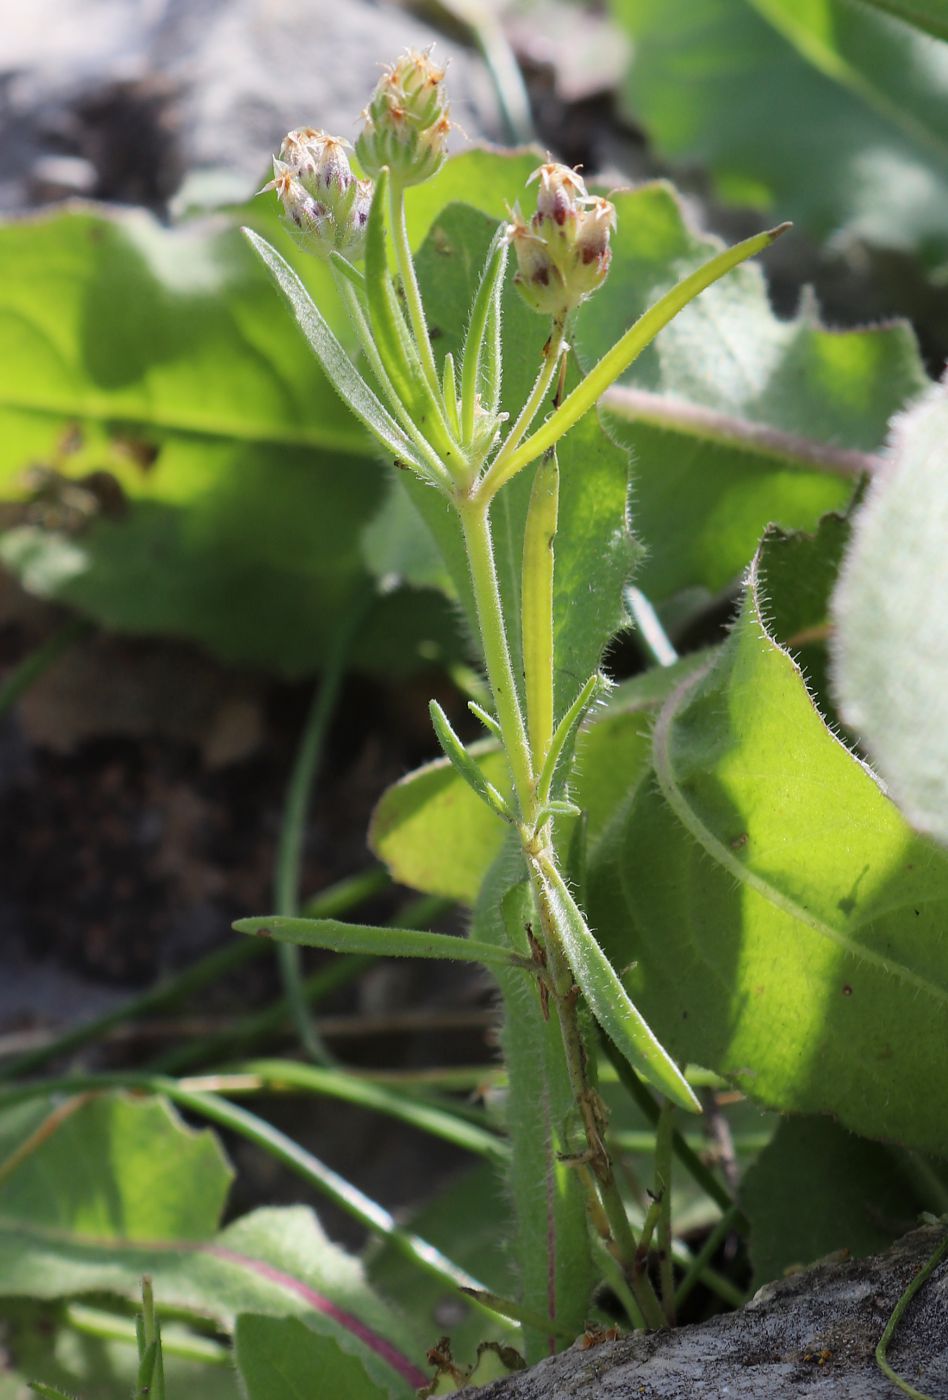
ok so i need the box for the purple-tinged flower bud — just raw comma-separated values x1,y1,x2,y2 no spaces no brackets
260,134,372,261
507,163,617,317
356,48,452,187
529,161,588,230
505,205,569,317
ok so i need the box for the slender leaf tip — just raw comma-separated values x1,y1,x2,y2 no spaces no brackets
766,221,792,241
233,917,272,937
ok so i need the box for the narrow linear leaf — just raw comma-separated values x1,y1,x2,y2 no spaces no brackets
135,1339,158,1398
460,232,508,439
233,915,525,971
532,855,700,1112
491,223,789,490
429,700,511,820
238,1059,510,1163
537,672,608,806
441,351,461,438
469,701,502,739
242,227,425,471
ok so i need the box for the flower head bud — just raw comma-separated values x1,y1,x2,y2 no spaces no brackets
506,162,616,317
530,161,588,228
261,131,371,261
356,48,452,187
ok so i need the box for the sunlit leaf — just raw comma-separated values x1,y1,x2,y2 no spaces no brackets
590,522,948,1156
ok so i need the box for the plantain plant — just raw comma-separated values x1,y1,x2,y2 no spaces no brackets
237,47,787,1356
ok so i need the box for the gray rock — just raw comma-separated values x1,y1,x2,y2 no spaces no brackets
465,1224,948,1399
0,0,500,213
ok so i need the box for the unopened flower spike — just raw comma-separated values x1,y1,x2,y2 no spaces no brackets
259,129,372,261
507,160,616,317
356,47,453,187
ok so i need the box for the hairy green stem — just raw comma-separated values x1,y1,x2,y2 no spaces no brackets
389,177,442,400
602,1036,747,1227
535,878,665,1330
458,496,534,816
479,318,566,502
333,272,453,488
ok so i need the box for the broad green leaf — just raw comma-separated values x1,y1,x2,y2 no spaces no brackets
232,915,525,971
610,0,948,262
371,652,713,902
575,181,930,599
370,740,508,903
0,1095,232,1241
831,377,948,845
0,1096,421,1398
742,1116,948,1285
0,206,457,676
591,524,948,1155
403,150,540,250
235,1315,388,1400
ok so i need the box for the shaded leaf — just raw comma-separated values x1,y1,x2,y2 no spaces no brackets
742,1116,948,1285
0,1095,421,1398
853,0,948,41
831,376,948,844
0,1094,231,1242
367,1163,516,1363
610,0,948,261
0,206,455,676
235,1314,388,1400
